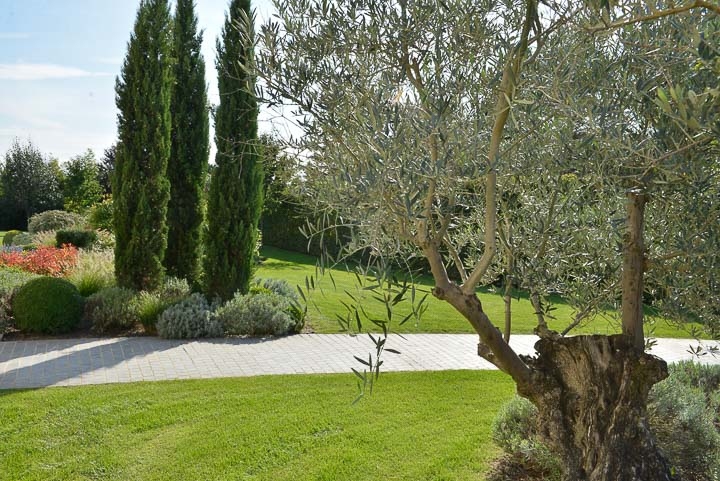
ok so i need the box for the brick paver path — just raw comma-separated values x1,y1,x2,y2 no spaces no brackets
0,334,718,389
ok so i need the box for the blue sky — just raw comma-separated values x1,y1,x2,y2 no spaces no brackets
0,0,275,162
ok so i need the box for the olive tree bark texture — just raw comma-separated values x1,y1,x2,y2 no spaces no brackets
524,335,673,481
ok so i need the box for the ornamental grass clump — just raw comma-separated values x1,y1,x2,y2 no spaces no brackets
32,230,57,247
156,293,223,339
67,248,115,296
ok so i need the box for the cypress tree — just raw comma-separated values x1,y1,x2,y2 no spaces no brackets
114,0,173,291
164,0,209,288
205,0,264,301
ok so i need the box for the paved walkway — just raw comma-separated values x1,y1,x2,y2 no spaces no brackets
0,334,718,389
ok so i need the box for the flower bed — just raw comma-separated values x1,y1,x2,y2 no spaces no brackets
0,245,79,277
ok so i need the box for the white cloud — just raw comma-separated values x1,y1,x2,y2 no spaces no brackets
0,32,31,40
0,63,111,81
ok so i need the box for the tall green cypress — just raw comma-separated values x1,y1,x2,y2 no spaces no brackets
164,0,209,288
114,0,173,292
205,0,264,301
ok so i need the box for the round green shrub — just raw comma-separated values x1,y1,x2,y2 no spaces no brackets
157,293,223,339
11,232,34,246
13,277,82,334
28,210,85,234
83,287,139,333
216,291,295,336
2,230,22,246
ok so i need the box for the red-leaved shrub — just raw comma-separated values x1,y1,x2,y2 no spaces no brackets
0,245,78,277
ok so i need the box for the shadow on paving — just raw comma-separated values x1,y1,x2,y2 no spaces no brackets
0,336,288,393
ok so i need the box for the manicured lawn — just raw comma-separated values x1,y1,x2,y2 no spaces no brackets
257,247,699,338
0,371,515,481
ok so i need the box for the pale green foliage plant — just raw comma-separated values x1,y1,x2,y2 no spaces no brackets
217,291,295,336
491,396,562,480
156,293,223,339
84,286,139,332
9,232,34,246
27,210,85,234
254,277,299,302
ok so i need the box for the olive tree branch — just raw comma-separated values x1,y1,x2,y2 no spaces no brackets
587,0,720,34
462,0,537,295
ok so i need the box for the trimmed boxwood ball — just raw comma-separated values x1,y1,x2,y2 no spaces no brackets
13,277,83,334
2,230,22,246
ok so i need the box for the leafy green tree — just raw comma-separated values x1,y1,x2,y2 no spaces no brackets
0,138,63,230
63,149,103,212
257,1,720,479
98,144,116,195
204,0,264,301
114,0,173,291
164,0,210,288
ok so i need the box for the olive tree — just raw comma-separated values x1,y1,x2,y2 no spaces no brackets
256,1,720,480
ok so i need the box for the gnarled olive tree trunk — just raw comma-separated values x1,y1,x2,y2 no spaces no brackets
522,335,674,481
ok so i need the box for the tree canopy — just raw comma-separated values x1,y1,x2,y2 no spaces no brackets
257,1,720,479
0,138,63,230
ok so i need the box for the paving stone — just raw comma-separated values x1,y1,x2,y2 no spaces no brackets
0,335,717,389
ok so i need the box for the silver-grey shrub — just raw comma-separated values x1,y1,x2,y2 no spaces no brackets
156,293,223,339
252,278,305,332
84,286,139,332
648,368,720,481
216,291,294,336
254,277,299,302
28,210,85,234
